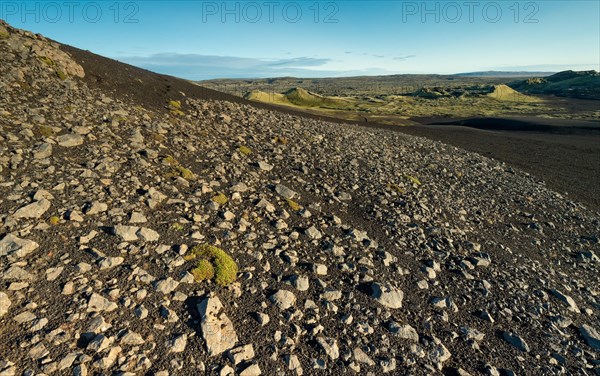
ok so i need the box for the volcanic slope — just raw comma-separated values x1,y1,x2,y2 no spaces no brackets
1,21,599,376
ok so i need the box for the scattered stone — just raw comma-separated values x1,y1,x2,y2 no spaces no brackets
0,234,39,257
120,330,144,345
12,199,51,219
57,133,84,147
371,282,403,309
197,296,238,356
0,292,11,317
269,290,296,310
33,143,52,159
275,184,297,199
45,266,64,281
228,344,255,365
316,337,339,360
155,277,179,294
502,332,530,352
87,293,118,313
170,334,187,353
551,289,581,313
353,347,375,366
305,226,322,240
579,324,600,350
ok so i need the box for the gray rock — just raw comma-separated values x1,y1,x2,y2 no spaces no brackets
0,292,11,317
13,311,36,323
84,201,108,215
170,334,187,353
275,184,297,199
45,266,64,281
137,227,160,242
290,275,309,291
2,266,34,281
87,293,118,313
371,282,403,309
112,225,139,241
285,354,303,375
99,257,124,270
12,199,51,219
33,143,52,159
197,296,238,356
551,289,580,313
429,343,452,367
502,332,530,352
228,344,255,365
269,290,296,310
57,133,84,147
239,363,262,376
257,161,273,171
305,226,322,240
389,322,419,342
353,347,375,366
120,330,144,345
251,312,270,326
0,234,39,257
321,289,342,301
579,324,600,350
316,337,339,360
155,277,179,294
129,212,147,223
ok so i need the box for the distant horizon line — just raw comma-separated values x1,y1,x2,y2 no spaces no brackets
194,69,600,82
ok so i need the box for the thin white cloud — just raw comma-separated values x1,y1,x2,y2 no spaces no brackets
113,53,393,79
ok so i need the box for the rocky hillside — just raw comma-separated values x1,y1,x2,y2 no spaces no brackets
510,70,600,100
1,21,600,376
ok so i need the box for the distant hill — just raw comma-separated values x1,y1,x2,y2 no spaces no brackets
455,71,555,78
509,70,600,100
486,84,539,102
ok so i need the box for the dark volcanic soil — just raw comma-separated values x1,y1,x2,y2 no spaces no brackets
398,122,600,213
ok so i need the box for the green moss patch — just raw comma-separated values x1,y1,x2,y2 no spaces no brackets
161,155,195,180
170,223,185,231
386,183,404,193
186,244,238,286
286,199,301,211
238,145,252,155
405,175,422,186
211,193,228,205
56,70,68,80
168,100,184,116
38,56,55,66
34,126,55,137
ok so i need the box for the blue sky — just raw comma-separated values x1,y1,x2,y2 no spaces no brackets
2,1,599,79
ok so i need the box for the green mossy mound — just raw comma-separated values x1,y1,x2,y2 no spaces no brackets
185,244,238,286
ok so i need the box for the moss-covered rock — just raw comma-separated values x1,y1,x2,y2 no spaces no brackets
286,199,301,211
34,126,55,137
238,145,252,155
186,244,238,286
38,56,55,66
56,70,68,80
161,155,195,180
168,100,184,116
211,193,228,205
405,175,422,186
